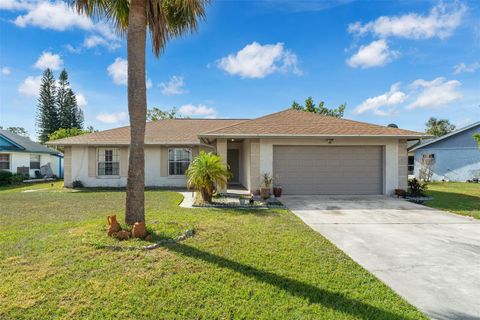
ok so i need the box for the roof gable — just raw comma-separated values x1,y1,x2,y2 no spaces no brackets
0,130,60,154
411,122,480,151
202,109,426,137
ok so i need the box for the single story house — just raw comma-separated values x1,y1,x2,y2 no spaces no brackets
409,121,480,182
48,109,427,195
0,129,63,178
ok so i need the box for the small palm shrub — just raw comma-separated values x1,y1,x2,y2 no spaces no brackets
186,151,231,203
408,178,428,197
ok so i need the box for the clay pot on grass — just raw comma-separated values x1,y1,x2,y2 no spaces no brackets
107,215,122,236
132,221,147,238
115,230,130,240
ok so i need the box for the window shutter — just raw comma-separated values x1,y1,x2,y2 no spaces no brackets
120,147,129,177
160,147,168,177
88,147,96,177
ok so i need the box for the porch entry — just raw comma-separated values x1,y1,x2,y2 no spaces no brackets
227,149,240,183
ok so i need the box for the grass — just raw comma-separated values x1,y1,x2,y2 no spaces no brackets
0,182,427,319
425,182,480,219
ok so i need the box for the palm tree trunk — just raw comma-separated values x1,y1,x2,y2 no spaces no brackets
125,0,147,225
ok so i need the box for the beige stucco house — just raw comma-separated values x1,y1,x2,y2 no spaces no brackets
48,109,427,195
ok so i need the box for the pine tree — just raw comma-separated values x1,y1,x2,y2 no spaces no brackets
36,68,59,143
56,69,84,130
56,69,70,129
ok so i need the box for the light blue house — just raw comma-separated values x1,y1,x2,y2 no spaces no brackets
410,122,480,182
0,129,63,178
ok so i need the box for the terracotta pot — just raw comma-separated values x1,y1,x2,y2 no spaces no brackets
260,187,270,199
107,214,121,236
132,221,147,238
395,188,407,198
115,230,130,240
273,187,282,198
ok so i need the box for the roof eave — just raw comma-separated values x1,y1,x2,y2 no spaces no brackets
198,133,429,139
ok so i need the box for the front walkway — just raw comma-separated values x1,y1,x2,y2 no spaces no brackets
282,195,480,320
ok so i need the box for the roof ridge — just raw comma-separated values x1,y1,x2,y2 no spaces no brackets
410,121,480,151
202,108,293,134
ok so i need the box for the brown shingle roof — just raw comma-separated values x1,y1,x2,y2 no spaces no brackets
201,109,426,137
47,119,246,146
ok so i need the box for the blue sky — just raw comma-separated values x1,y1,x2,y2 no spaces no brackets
0,0,479,140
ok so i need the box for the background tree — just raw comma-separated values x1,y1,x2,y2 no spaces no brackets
474,133,480,147
291,97,346,118
71,0,208,225
37,68,59,143
425,117,456,137
57,69,84,130
0,127,29,137
48,127,95,141
147,107,179,121
48,127,95,152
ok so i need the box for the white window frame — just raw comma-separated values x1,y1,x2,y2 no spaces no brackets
168,148,192,176
30,154,41,170
0,153,10,170
97,148,120,177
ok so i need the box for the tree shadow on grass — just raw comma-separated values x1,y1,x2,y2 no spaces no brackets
426,190,480,219
164,242,421,320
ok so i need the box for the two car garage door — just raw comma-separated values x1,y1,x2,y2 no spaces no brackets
273,146,384,195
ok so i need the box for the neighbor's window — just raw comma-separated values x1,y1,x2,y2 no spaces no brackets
97,148,119,176
169,148,191,175
422,153,435,159
0,154,9,170
30,154,41,169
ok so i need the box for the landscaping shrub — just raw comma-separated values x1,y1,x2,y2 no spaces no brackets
72,180,84,188
408,178,428,197
10,173,25,185
0,170,13,186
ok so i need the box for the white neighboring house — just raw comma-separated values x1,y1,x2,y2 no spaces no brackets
0,129,63,178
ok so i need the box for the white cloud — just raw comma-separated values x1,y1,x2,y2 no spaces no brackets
146,78,152,89
0,0,33,10
76,93,87,108
7,1,120,51
18,75,41,97
407,77,462,109
217,42,301,78
14,1,93,31
34,51,63,71
179,104,217,118
83,34,120,50
1,67,11,75
107,58,127,85
159,76,187,95
348,2,466,40
347,39,398,68
453,61,480,74
354,83,407,116
83,35,108,48
96,111,127,124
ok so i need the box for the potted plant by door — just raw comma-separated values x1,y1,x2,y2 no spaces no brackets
260,173,272,199
273,174,282,197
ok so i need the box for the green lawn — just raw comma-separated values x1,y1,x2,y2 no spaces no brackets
425,182,480,219
0,182,426,319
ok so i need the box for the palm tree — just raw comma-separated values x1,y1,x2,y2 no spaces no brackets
70,0,208,225
186,151,231,203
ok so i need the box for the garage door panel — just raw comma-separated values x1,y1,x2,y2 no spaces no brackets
273,146,383,195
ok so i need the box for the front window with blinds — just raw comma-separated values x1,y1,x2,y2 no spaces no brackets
0,154,9,170
97,148,119,176
30,154,40,169
169,148,191,176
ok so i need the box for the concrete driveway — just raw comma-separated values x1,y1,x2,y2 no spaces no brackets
282,195,480,320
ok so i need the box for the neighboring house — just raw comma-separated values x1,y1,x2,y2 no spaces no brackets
410,122,480,182
48,109,426,195
0,129,64,178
